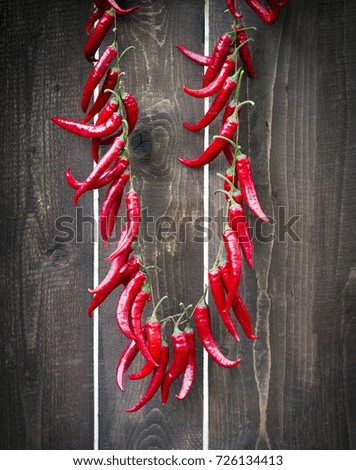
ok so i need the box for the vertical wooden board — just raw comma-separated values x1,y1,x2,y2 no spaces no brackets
208,0,356,450
311,0,356,449
98,0,204,449
0,0,94,449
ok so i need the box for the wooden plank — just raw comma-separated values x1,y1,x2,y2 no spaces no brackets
208,0,356,450
98,0,204,449
0,0,94,449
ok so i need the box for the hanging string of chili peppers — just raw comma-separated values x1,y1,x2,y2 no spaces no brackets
51,1,198,412
177,0,288,367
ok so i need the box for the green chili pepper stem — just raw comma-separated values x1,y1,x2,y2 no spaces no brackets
237,100,255,110
173,311,186,335
234,37,254,57
118,45,135,64
216,172,234,190
198,285,208,307
234,69,245,105
150,295,168,321
214,188,235,205
213,135,239,151
213,237,225,270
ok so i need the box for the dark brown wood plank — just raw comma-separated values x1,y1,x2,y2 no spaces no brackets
0,0,94,449
98,0,204,449
209,0,356,450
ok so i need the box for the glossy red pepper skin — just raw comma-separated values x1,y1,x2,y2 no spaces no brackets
100,171,130,246
72,136,125,205
202,33,232,87
107,190,141,260
208,269,240,341
126,344,169,412
85,7,101,35
223,228,242,311
128,321,162,380
122,93,139,134
65,156,128,191
236,27,256,79
87,252,138,318
183,71,238,132
219,261,257,340
179,115,238,168
90,98,120,162
51,112,122,139
243,0,277,24
116,340,139,392
81,44,117,112
183,52,237,99
95,0,140,17
130,289,159,367
82,69,119,124
84,9,115,62
176,44,211,66
236,154,269,223
161,331,189,405
175,329,196,400
116,271,146,340
226,0,243,18
194,300,240,368
222,100,239,165
228,202,253,268
266,0,280,23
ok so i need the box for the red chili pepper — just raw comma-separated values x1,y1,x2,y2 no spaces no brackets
208,268,240,341
126,343,169,412
202,33,232,87
178,114,238,168
87,253,139,318
235,26,256,79
65,155,128,192
176,44,211,66
266,0,280,23
81,43,117,112
51,112,122,138
107,188,140,260
221,100,239,164
161,325,189,405
129,321,161,380
85,7,101,35
279,0,288,5
82,69,119,124
72,136,125,205
222,166,243,204
183,48,238,99
175,327,196,400
107,197,121,238
130,286,159,367
193,294,240,368
223,228,242,311
90,98,121,162
100,170,130,245
228,201,253,268
84,9,115,62
219,261,257,340
243,0,276,25
116,271,147,340
236,153,269,223
122,93,139,134
116,339,139,392
226,0,243,18
183,70,239,132
95,0,140,17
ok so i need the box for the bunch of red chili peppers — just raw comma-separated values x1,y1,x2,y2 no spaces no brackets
177,0,288,368
51,0,201,412
51,0,287,412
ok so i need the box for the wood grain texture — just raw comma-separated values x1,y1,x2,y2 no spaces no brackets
0,0,94,449
0,0,355,451
208,0,356,450
98,0,204,450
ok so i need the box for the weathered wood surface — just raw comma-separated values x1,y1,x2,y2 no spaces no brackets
0,0,355,450
0,0,94,449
